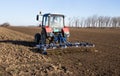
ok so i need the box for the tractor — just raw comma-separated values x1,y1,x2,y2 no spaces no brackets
35,12,94,54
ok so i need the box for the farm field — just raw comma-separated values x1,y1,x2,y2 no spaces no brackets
0,26,120,76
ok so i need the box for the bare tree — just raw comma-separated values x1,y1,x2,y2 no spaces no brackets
67,15,120,28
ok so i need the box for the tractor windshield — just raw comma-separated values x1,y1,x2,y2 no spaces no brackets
50,16,64,28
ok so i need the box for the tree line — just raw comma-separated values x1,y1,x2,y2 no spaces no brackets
68,15,120,28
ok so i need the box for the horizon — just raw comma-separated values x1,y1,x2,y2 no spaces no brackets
0,0,120,26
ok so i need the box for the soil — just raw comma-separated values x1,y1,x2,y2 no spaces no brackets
0,26,120,76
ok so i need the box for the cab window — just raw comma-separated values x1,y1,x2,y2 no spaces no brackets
42,16,48,26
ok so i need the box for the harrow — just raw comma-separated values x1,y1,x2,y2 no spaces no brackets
35,13,95,55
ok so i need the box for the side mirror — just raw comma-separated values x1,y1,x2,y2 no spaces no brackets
36,15,39,21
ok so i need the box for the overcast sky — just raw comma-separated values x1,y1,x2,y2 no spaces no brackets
0,0,120,25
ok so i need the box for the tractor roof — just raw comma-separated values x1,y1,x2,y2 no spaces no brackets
43,13,65,17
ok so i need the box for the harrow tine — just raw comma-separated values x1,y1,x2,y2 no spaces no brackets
42,51,47,55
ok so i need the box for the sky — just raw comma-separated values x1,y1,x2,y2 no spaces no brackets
0,0,120,26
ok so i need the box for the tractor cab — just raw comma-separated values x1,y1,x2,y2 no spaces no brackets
37,13,65,32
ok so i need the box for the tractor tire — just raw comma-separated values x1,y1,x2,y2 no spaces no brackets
34,33,41,44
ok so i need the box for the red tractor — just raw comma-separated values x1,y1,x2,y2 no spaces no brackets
35,12,94,54
35,13,70,45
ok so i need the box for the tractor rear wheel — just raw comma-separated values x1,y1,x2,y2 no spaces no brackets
34,33,41,44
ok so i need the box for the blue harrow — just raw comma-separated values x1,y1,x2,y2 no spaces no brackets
35,13,95,55
36,33,95,55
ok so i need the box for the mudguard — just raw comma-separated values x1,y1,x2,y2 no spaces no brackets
62,26,70,37
45,26,52,33
62,27,69,33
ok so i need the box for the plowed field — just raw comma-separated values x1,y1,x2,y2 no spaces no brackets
0,26,120,76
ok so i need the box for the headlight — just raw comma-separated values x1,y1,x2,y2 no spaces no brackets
47,32,54,37
65,32,70,37
50,32,54,37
